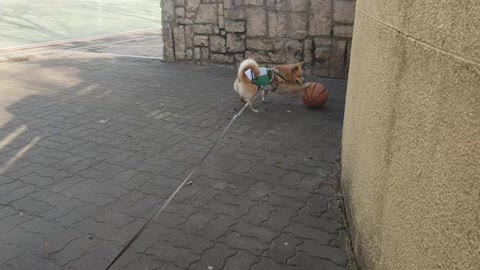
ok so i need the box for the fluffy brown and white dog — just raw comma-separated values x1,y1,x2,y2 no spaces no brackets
233,58,310,113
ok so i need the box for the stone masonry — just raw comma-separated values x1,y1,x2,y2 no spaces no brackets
161,0,356,78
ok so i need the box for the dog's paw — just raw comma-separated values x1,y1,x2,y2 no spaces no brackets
262,97,268,103
303,82,311,88
252,108,259,113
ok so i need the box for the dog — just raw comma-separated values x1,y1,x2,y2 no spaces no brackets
233,59,310,113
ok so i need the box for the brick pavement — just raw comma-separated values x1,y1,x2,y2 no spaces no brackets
0,46,350,269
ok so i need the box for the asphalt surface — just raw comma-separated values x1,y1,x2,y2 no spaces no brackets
0,0,162,48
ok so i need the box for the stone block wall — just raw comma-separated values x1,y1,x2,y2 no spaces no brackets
161,0,355,78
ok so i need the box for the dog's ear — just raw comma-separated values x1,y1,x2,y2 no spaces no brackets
292,62,304,72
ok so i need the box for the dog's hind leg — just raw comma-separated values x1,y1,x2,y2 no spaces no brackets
262,89,269,103
248,102,259,113
248,94,259,113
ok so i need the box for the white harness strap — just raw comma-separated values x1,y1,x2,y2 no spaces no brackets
244,67,269,81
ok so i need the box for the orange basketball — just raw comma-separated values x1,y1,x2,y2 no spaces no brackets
303,82,328,108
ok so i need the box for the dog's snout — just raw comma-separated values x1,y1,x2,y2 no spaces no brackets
296,77,304,85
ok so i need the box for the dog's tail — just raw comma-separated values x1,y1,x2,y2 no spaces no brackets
238,58,260,82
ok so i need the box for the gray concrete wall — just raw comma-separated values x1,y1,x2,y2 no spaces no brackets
342,1,480,269
161,0,356,79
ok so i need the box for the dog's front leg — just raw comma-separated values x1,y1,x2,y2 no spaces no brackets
275,82,310,97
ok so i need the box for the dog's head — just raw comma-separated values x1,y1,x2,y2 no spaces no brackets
274,62,305,85
290,62,305,85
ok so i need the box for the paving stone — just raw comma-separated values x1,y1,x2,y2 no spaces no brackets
108,219,146,246
204,199,247,218
40,198,84,221
2,227,45,251
293,212,341,234
251,257,298,270
20,173,56,187
19,217,65,238
218,178,257,197
163,202,200,218
0,184,39,205
179,210,217,234
29,189,69,206
264,233,303,263
223,232,268,256
63,253,109,270
55,203,100,226
60,179,98,198
5,251,61,270
0,175,14,185
144,244,200,268
123,255,165,270
153,211,189,230
245,181,272,199
0,205,17,219
303,194,329,216
297,174,323,192
0,243,24,265
183,186,221,207
95,183,131,199
264,192,304,211
231,221,278,243
73,218,117,239
197,214,237,240
278,171,306,188
298,239,348,266
121,194,163,218
5,163,44,179
54,235,98,266
76,189,117,207
272,185,311,201
223,250,257,270
157,262,186,270
285,222,336,244
244,202,277,225
324,198,345,223
262,207,297,232
289,251,345,270
216,191,257,209
119,172,151,190
190,243,236,270
124,223,172,252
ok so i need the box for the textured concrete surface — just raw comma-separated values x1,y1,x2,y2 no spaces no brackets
70,30,164,59
0,29,163,60
342,1,480,269
0,0,162,48
0,38,350,269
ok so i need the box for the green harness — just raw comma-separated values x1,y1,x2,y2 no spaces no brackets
251,69,288,88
